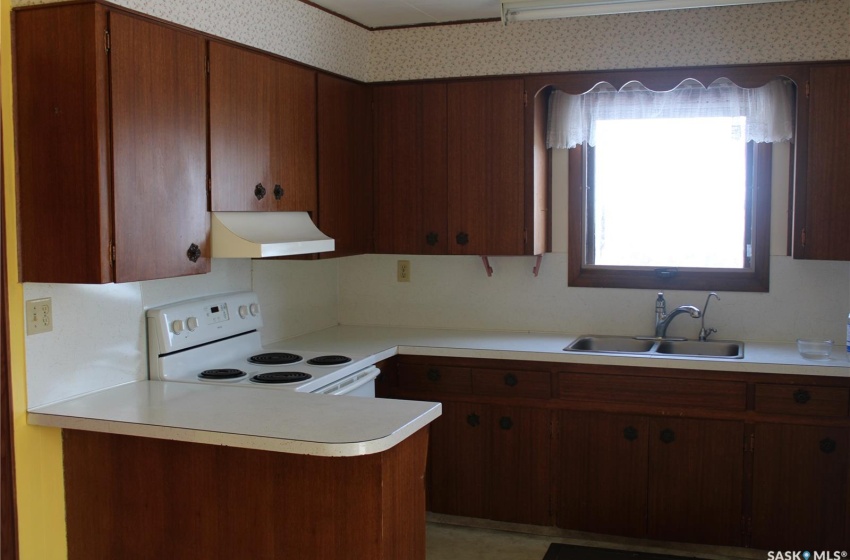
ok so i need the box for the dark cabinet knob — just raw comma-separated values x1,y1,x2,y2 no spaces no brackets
425,232,439,246
820,438,837,454
426,368,440,382
504,373,518,387
624,426,638,441
793,389,811,404
186,243,201,263
660,428,675,444
254,183,266,200
456,232,469,246
467,413,480,428
273,184,284,200
499,416,513,430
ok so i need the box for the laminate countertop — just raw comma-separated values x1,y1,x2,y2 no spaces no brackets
27,325,847,457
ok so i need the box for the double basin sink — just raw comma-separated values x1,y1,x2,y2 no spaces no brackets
564,335,744,359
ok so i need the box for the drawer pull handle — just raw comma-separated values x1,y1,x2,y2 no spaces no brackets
273,184,284,200
499,416,513,430
186,243,201,263
624,426,638,441
504,373,518,387
467,413,480,428
660,428,675,444
456,232,469,246
254,183,266,200
426,232,438,246
793,389,811,404
820,438,837,454
426,368,440,382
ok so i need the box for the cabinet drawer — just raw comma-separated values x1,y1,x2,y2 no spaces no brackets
398,364,471,394
559,373,747,411
754,384,849,417
472,370,551,399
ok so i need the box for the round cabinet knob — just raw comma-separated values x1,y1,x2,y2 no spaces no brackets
249,303,259,316
238,305,248,319
186,317,199,332
171,320,184,335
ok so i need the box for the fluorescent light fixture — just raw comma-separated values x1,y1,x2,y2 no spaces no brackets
501,0,797,23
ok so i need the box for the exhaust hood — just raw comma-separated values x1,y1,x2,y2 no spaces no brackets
211,212,334,258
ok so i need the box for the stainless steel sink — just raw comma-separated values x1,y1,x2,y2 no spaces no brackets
564,335,655,354
564,335,744,359
655,340,743,358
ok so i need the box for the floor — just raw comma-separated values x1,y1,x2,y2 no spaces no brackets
425,515,765,560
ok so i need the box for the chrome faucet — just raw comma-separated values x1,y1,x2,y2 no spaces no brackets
698,292,720,341
654,292,701,338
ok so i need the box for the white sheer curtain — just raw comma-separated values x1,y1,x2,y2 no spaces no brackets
547,78,795,149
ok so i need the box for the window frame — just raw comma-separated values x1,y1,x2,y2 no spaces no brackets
568,138,772,291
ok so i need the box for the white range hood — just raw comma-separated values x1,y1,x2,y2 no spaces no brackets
211,212,334,258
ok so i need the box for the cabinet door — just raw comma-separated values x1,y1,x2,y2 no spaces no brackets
110,12,209,281
647,418,744,546
317,74,373,257
488,405,551,525
752,423,848,549
557,412,649,538
798,64,850,260
373,83,448,254
427,401,488,519
447,79,525,256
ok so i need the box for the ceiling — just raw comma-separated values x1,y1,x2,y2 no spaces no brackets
306,0,502,28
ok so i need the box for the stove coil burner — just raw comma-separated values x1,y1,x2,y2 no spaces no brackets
198,368,247,380
248,352,302,365
306,355,352,366
250,372,312,384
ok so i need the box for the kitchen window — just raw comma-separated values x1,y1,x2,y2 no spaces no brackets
550,77,795,292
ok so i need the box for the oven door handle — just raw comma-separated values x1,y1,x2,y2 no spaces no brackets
317,367,380,396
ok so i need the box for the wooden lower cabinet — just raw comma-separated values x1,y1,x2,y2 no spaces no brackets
751,423,849,549
557,412,744,545
428,400,551,525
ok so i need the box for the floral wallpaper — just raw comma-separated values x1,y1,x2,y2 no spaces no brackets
367,0,850,81
11,0,371,81
11,0,850,82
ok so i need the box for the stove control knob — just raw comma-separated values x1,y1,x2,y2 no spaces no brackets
171,320,184,335
186,316,199,332
249,303,259,316
238,305,248,319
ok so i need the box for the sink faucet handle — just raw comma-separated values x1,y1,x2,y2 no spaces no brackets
699,292,721,341
655,292,666,315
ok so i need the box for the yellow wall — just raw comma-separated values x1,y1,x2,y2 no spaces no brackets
2,0,68,558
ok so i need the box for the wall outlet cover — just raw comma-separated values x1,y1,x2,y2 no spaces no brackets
26,297,53,335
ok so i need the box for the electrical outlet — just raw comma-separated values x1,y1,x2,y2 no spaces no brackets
26,297,53,335
397,260,411,282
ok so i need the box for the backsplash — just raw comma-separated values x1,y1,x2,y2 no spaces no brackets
368,0,850,81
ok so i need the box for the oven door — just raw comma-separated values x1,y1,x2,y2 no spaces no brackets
313,366,380,397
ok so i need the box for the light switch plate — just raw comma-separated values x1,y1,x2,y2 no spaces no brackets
26,298,52,335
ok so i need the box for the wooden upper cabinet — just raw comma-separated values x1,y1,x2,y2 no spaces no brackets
795,63,850,260
14,2,209,283
373,83,448,254
317,74,373,257
447,79,525,256
209,41,317,213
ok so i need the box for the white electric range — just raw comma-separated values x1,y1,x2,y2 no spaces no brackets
146,291,379,397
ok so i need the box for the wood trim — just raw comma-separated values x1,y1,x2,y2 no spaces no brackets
1,76,19,559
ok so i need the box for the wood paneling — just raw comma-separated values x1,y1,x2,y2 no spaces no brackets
557,412,649,538
109,11,209,282
752,423,849,549
447,79,525,256
317,74,373,257
209,41,317,212
798,64,850,260
62,428,429,560
373,83,447,254
647,417,744,546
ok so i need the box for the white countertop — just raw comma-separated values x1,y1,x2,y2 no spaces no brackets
27,325,848,458
28,380,441,457
280,325,850,378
